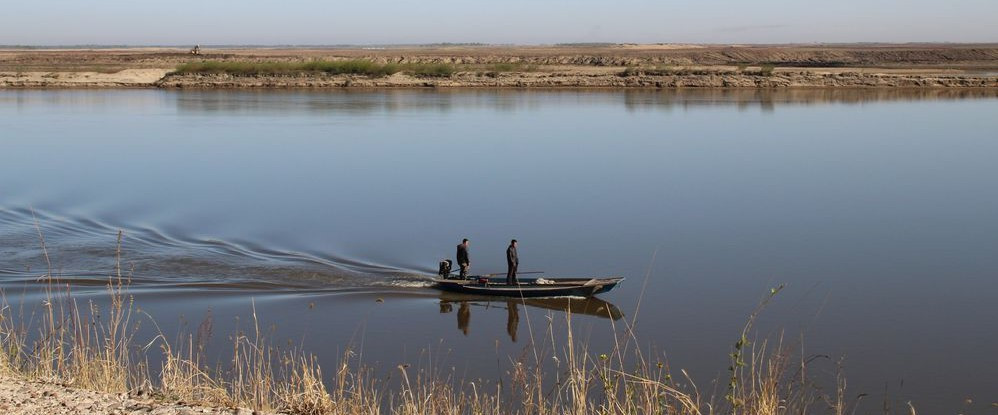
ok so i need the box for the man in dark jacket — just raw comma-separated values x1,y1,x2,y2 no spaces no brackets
456,238,470,278
506,239,519,285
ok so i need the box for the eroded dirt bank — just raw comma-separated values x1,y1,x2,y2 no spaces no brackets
154,70,998,88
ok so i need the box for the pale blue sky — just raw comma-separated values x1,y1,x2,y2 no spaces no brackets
4,0,996,45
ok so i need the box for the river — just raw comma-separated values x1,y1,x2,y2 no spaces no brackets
2,88,997,412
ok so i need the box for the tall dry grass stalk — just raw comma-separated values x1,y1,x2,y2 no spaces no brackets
0,225,868,414
156,331,231,405
20,217,136,392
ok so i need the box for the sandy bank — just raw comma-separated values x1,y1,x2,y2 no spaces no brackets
0,68,170,87
0,376,266,415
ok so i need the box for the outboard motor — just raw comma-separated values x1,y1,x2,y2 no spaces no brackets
437,259,453,279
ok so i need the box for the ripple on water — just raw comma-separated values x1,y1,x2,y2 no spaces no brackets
0,207,433,291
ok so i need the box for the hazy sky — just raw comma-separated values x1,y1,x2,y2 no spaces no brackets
3,0,996,45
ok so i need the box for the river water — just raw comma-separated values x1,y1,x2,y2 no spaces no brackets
2,88,997,412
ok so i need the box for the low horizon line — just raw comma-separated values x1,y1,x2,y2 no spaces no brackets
3,41,998,49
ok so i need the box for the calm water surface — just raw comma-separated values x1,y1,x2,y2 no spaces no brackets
2,89,997,412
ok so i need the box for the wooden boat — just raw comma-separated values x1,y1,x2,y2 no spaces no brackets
432,276,624,298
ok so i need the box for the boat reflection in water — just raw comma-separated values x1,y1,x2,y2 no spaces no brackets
438,294,624,342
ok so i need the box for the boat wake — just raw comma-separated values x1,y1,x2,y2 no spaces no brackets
0,207,434,291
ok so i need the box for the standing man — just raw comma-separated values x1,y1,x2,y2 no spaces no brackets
506,239,519,285
456,238,471,278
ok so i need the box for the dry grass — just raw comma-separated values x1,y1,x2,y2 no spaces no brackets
0,225,871,414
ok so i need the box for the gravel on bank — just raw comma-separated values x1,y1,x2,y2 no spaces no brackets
0,376,268,415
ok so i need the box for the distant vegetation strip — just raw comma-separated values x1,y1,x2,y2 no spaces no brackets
619,64,777,77
172,60,457,77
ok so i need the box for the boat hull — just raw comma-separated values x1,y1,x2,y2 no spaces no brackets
432,277,624,298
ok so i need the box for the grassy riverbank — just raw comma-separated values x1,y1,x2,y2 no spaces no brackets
0,232,868,414
172,60,458,77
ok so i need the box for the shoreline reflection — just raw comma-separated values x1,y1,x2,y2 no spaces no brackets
6,88,995,116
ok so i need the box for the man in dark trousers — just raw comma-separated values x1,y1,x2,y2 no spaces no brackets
456,238,471,278
506,239,519,285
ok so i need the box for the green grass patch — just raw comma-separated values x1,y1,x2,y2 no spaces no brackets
300,59,399,76
171,60,458,78
485,62,539,72
403,62,457,77
618,64,783,77
619,65,729,77
474,62,542,77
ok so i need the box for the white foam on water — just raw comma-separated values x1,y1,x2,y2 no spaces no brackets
378,278,436,288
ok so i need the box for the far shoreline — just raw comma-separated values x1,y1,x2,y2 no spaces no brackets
2,44,997,89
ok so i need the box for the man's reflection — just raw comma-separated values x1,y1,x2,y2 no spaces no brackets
442,300,519,341
439,296,622,342
457,301,470,336
506,300,519,342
